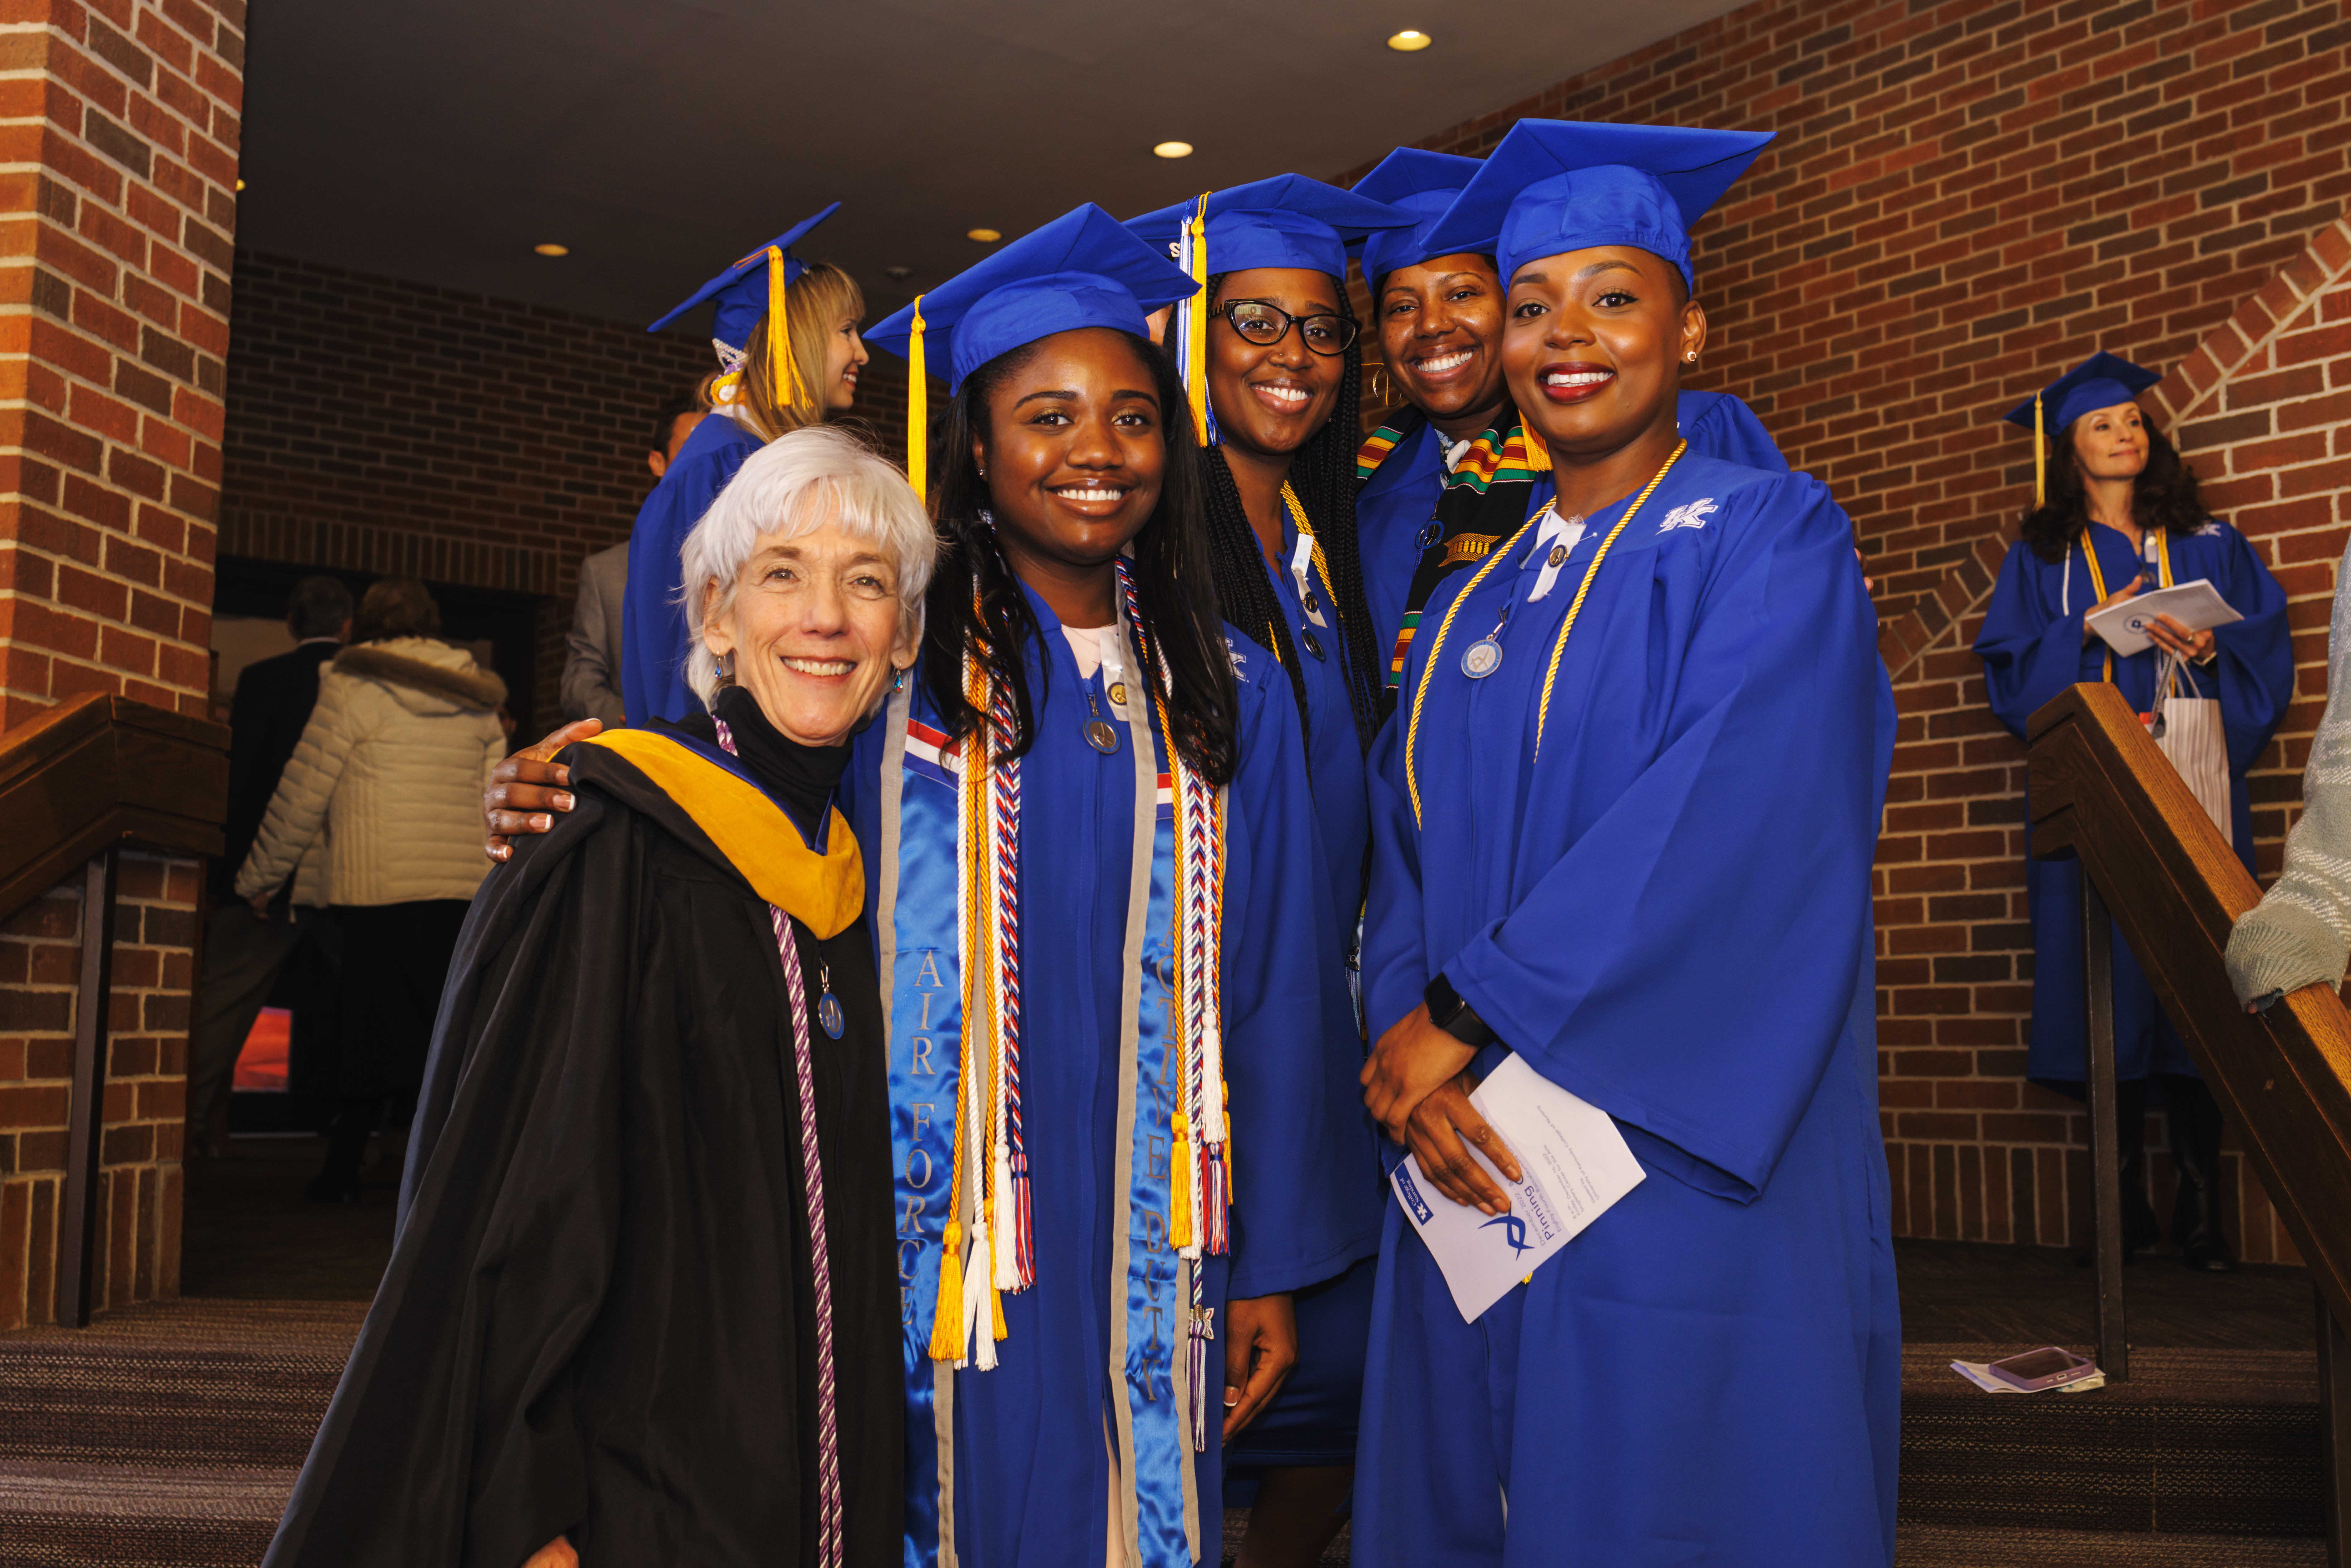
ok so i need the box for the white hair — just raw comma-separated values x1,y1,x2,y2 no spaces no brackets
679,425,938,707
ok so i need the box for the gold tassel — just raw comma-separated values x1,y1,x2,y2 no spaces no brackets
1169,1110,1193,1250
766,247,803,413
929,1220,964,1361
2033,392,2045,510
1185,196,1210,444
990,1279,1008,1341
907,298,929,503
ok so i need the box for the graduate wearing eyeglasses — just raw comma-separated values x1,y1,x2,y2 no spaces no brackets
858,206,1353,1568
1353,121,1898,1564
1347,147,1788,700
1123,177,1410,1565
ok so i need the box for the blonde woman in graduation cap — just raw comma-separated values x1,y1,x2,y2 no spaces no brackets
616,204,874,726
1976,351,2291,1272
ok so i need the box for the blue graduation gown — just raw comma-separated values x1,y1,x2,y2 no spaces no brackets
841,586,1368,1566
1355,455,1899,1566
1226,513,1387,1475
1355,392,1788,662
1973,520,2291,1085
620,412,761,726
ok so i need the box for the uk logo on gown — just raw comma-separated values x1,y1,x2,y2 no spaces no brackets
1658,497,1719,532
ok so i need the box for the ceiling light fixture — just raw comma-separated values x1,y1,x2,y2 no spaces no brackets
533,243,570,257
885,266,914,282
234,177,245,191
1153,140,1194,159
1386,29,1432,51
966,228,1002,243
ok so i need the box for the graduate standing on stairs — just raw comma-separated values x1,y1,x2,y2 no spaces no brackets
1352,119,1900,1566
1346,145,1788,699
623,204,874,725
1975,352,2291,1272
859,204,1350,1568
1122,175,1407,1568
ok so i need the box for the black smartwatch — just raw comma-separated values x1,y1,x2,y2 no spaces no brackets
1423,972,1499,1049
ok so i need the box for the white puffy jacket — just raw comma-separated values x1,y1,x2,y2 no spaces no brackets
235,638,509,907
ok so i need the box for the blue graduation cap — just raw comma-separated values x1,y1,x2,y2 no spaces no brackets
645,201,843,354
1124,174,1412,281
2002,351,2164,505
1350,148,1486,288
2003,351,2163,435
863,203,1197,499
1422,120,1774,292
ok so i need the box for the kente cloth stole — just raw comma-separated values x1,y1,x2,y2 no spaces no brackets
880,576,1229,1568
1361,405,1553,689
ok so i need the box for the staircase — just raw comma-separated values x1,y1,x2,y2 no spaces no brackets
0,1300,360,1567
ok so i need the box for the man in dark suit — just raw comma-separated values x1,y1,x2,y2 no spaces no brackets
561,390,706,729
188,575,353,1157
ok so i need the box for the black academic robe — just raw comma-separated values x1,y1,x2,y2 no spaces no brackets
263,734,902,1568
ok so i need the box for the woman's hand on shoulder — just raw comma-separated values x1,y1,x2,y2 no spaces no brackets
484,719,599,861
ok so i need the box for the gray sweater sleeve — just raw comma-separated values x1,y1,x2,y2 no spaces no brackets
2226,535,2349,1006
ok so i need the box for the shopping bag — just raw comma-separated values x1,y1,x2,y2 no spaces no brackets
2150,659,2231,839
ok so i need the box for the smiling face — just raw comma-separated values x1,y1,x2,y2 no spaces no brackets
1501,245,1704,458
700,519,916,746
1379,253,1509,434
2069,400,2149,484
1205,267,1347,460
825,311,869,412
974,327,1167,595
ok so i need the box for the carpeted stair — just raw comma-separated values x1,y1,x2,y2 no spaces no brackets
0,1300,364,1568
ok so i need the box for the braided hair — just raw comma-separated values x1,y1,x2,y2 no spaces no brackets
1195,273,1385,756
919,331,1239,785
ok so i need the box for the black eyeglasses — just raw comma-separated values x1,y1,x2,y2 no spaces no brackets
1215,299,1359,356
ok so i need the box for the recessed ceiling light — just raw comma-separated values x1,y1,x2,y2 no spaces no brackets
533,242,570,257
885,266,914,282
966,228,1002,244
1154,141,1194,159
1386,29,1432,51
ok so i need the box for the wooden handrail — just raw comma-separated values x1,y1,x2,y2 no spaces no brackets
2029,681,2351,1323
0,692,229,926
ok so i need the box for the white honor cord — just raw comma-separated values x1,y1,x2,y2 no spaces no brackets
1289,535,1328,626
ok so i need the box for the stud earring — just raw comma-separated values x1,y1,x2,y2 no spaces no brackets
1684,352,1698,363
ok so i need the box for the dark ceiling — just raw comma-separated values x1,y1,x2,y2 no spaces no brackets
237,0,1747,337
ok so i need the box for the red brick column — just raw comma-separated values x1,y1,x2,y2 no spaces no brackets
0,0,242,1328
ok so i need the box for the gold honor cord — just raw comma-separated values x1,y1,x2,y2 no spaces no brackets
1532,441,1687,760
1404,440,1688,825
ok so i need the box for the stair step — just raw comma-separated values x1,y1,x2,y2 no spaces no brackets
1900,1344,2321,1537
1897,1522,2326,1565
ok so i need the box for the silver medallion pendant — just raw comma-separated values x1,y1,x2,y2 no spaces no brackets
1461,638,1504,679
1300,629,1326,660
1086,719,1122,755
818,990,845,1040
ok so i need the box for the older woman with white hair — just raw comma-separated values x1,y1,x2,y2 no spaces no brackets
263,425,935,1568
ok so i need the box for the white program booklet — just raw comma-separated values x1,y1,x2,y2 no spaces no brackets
1389,1053,1646,1323
2084,577,2241,657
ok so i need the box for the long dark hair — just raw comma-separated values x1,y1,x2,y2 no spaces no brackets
1196,273,1385,754
2022,414,2212,563
919,331,1238,784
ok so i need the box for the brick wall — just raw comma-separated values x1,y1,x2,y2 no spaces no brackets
0,0,243,1322
0,851,199,1329
1343,0,2351,1256
0,0,245,728
218,252,924,730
